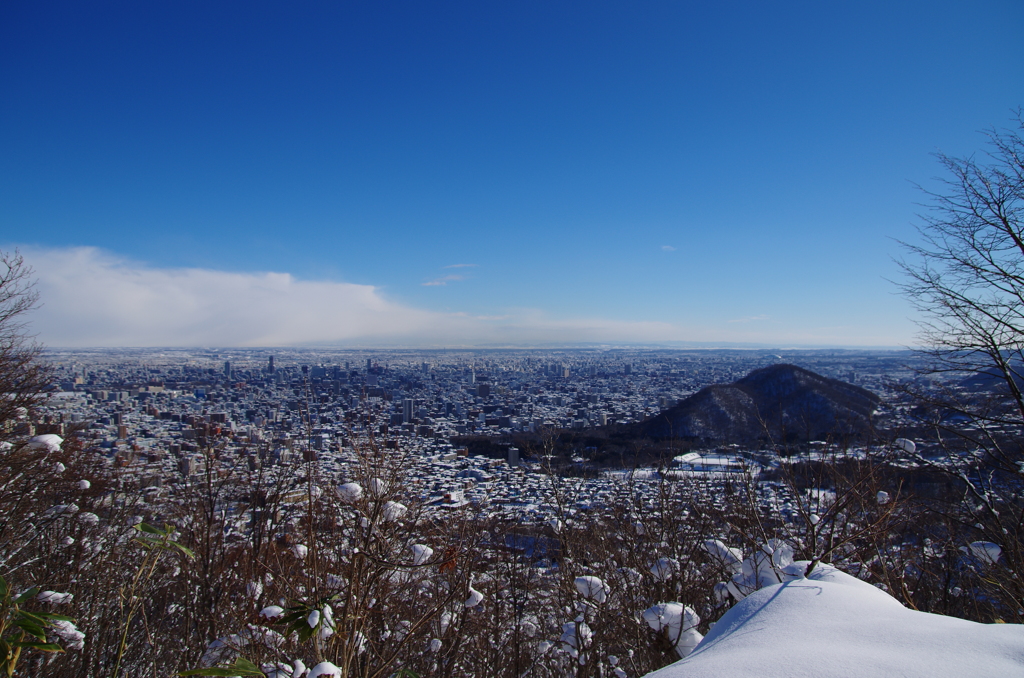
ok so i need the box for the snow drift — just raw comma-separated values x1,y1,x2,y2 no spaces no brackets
643,563,1024,678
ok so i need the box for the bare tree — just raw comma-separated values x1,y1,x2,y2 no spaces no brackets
895,112,1024,621
896,114,1024,424
0,249,51,432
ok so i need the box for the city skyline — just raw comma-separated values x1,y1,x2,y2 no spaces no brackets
3,1,1023,348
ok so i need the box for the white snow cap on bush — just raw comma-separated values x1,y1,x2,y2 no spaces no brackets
292,544,308,559
574,576,609,603
617,566,643,584
261,662,297,678
707,540,797,602
202,634,242,666
411,543,434,566
429,638,443,652
368,477,386,496
465,586,484,608
307,610,320,628
642,602,703,659
962,541,1002,564
260,605,285,620
894,438,916,454
338,482,362,502
559,621,593,652
382,501,407,521
238,625,285,649
53,462,66,473
319,605,335,639
351,630,367,655
77,512,99,526
51,619,85,650
27,434,63,452
45,503,78,517
876,490,890,505
77,479,91,490
37,591,73,604
702,540,743,575
649,557,678,582
308,661,341,677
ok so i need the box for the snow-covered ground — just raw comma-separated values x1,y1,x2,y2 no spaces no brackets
645,564,1024,678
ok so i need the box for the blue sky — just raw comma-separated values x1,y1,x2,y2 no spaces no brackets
2,1,1022,347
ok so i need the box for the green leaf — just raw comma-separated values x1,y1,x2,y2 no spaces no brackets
178,656,265,676
135,522,168,536
232,658,262,672
276,611,306,626
14,587,40,604
10,641,63,652
295,623,315,643
0,575,8,597
14,619,47,640
169,540,196,559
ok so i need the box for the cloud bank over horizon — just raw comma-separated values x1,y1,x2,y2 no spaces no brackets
21,247,689,347
18,247,905,348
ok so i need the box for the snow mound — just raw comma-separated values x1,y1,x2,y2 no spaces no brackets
27,434,63,452
643,564,1024,678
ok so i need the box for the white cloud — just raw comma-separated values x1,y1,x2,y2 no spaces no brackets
18,247,692,347
422,274,464,287
24,247,447,346
661,245,676,252
443,263,478,269
14,246,909,348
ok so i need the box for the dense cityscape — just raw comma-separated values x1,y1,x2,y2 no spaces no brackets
27,348,924,527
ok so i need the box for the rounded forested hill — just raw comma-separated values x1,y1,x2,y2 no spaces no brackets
634,364,880,444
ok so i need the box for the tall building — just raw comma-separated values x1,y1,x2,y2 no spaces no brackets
268,356,275,373
402,398,415,423
224,361,232,379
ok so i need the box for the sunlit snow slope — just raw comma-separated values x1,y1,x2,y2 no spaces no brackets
644,564,1024,678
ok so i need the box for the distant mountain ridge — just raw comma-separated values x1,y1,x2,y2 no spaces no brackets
633,364,880,443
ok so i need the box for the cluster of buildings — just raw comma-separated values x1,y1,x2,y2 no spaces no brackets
25,347,920,526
